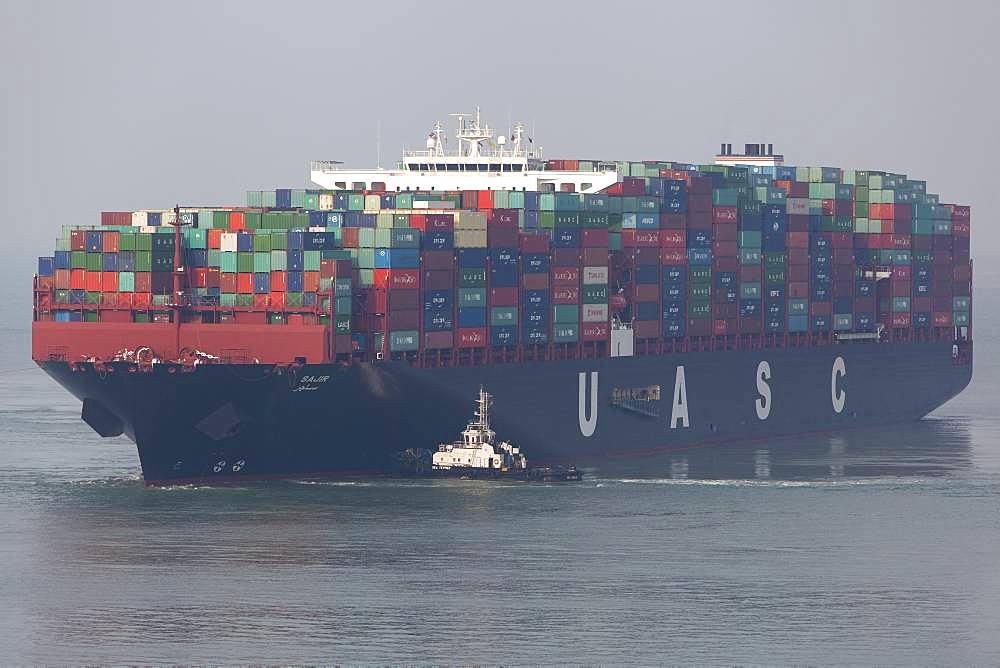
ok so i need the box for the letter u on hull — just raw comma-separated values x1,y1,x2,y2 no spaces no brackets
578,371,598,437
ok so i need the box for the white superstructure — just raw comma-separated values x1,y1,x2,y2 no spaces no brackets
432,386,526,471
311,107,618,194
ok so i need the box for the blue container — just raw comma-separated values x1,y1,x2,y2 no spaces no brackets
344,212,362,228
361,213,377,228
856,313,875,332
326,212,344,228
54,251,71,270
788,314,809,332
275,189,292,209
811,269,831,284
375,248,419,269
524,210,539,229
764,203,786,219
740,299,762,318
913,283,931,297
855,280,874,297
811,314,830,332
287,250,304,271
663,195,686,214
811,284,831,301
738,214,763,231
351,332,368,352
776,165,797,181
37,257,54,276
635,213,659,229
85,231,102,253
424,310,454,331
662,283,684,301
715,271,736,289
765,318,785,333
833,297,853,313
458,307,486,328
687,229,712,248
766,300,786,317
303,231,338,251
524,192,540,211
913,262,932,280
687,248,712,265
458,248,488,268
634,265,659,284
69,289,85,305
147,211,161,226
662,318,685,337
662,300,684,319
253,272,270,294
663,265,687,285
303,292,317,307
188,249,208,267
523,308,548,327
913,312,932,329
423,289,453,311
762,235,786,252
380,194,394,209
491,326,518,347
287,271,304,292
490,247,518,265
100,253,116,271
237,233,253,252
54,311,71,322
552,228,580,248
523,253,549,273
287,231,304,251
423,230,454,250
635,301,659,321
765,284,786,300
523,327,548,345
308,211,326,227
118,251,135,272
523,290,548,308
490,264,518,287
811,234,830,251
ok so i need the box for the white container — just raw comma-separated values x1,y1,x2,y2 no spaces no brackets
582,266,609,284
220,232,239,252
583,303,609,323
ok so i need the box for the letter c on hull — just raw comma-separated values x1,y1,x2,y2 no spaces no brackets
578,371,598,437
831,356,846,414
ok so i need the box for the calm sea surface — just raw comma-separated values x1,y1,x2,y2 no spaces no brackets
3,269,1000,664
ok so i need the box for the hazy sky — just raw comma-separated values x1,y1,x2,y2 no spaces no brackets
2,0,997,313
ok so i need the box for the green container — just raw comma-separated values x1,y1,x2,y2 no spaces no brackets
119,233,136,251
953,297,970,312
689,284,711,300
83,311,98,323
236,294,253,307
85,291,101,305
117,272,134,292
304,250,321,271
788,299,808,315
356,249,375,269
220,293,237,307
389,330,420,352
765,270,785,284
553,305,579,323
892,296,911,312
393,214,410,229
244,212,261,229
538,211,555,229
552,323,579,343
490,306,518,326
269,250,287,271
395,193,413,209
740,248,762,265
54,289,70,304
764,254,786,269
740,283,762,299
252,252,269,273
237,252,253,273
86,253,102,271
833,314,853,331
689,267,712,284
286,292,304,308
253,234,271,252
459,288,486,306
135,251,151,272
376,212,393,228
358,228,375,248
185,228,207,249
459,268,487,288
738,231,761,247
334,315,351,334
712,188,739,206
335,296,352,313
954,311,970,327
70,251,86,269
269,232,287,250
348,194,365,211
583,285,608,303
357,269,374,287
554,213,579,227
688,300,710,317
580,213,609,228
334,278,352,297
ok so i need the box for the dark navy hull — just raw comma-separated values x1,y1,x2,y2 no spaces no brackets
40,341,972,484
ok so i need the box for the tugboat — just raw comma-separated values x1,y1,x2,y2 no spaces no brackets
417,386,582,481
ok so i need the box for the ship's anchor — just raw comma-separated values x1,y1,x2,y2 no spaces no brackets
212,459,227,474
231,459,246,473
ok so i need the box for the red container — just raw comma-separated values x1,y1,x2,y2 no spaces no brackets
739,317,762,334
932,235,953,250
374,268,420,290
421,250,453,271
787,281,808,299
786,232,808,248
117,293,133,308
855,297,875,312
830,232,853,248
488,227,518,247
522,273,549,290
101,211,131,226
135,273,152,293
688,194,712,213
552,267,579,285
950,204,971,222
660,248,687,264
425,214,455,230
490,287,517,306
712,256,738,272
891,234,912,249
190,267,208,288
891,312,912,327
633,320,659,339
788,248,809,265
631,247,660,264
933,312,953,327
686,317,711,337
833,278,853,296
712,303,737,319
788,214,809,232
622,230,660,248
304,271,320,292
912,235,933,251
389,309,419,329
688,212,712,229
633,284,658,301
954,264,971,282
833,265,855,282
893,203,913,220
85,271,102,292
70,231,86,251
713,224,737,242
712,207,737,225
582,322,609,342
253,294,269,309
100,292,116,307
519,233,550,252
102,231,120,253
582,228,609,247
389,289,420,310
913,297,931,311
237,273,253,294
553,248,580,266
932,296,953,311
660,213,687,229
621,178,646,196
476,190,494,209
220,273,237,293
741,266,763,282
133,292,152,308
832,248,855,265
457,327,487,348
229,211,245,230
423,331,454,350
932,251,953,266
340,228,360,248
552,286,580,304
208,229,223,249
583,247,608,266
952,221,970,237
489,209,517,227
271,292,286,309
891,266,911,281
461,191,478,209
810,301,832,316
821,199,835,216
54,269,70,289
712,241,737,257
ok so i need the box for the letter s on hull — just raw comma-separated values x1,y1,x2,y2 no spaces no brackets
755,360,772,420
578,371,598,437
831,356,846,414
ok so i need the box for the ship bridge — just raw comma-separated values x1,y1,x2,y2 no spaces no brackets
310,107,618,194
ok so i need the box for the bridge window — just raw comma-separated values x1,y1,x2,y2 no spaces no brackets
435,164,445,171
489,163,500,171
514,164,523,171
419,164,429,171
447,163,459,171
407,164,418,170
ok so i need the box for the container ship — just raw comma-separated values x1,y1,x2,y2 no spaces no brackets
30,109,973,484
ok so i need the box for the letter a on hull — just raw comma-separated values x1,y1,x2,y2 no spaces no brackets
578,371,598,437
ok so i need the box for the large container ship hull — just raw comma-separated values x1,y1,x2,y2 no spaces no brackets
40,341,971,484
